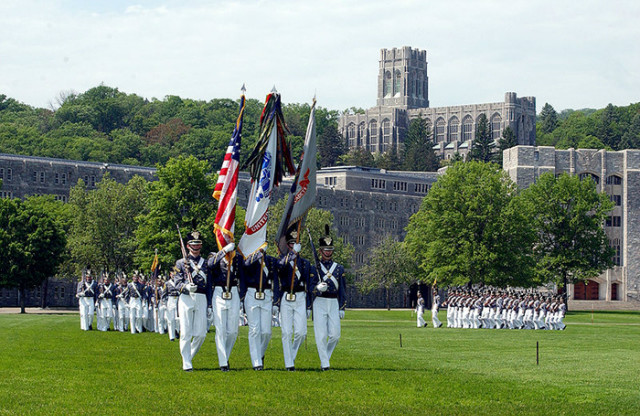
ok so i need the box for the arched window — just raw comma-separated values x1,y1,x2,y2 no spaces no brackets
382,119,392,152
491,114,502,140
417,74,423,98
394,70,402,96
447,116,459,142
369,120,378,152
462,115,474,141
358,123,365,147
384,71,392,97
347,123,356,148
606,175,622,185
610,238,621,266
579,172,600,185
435,118,446,143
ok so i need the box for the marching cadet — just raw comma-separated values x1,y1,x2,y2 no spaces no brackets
97,273,116,331
128,272,146,334
174,231,214,372
209,241,240,372
115,275,130,332
416,292,426,328
155,277,168,335
274,230,314,371
165,268,180,341
76,269,97,330
432,288,443,328
310,227,346,371
239,246,279,370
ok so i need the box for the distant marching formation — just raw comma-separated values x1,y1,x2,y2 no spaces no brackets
438,288,567,330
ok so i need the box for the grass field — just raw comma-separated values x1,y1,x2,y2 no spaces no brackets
1,310,639,415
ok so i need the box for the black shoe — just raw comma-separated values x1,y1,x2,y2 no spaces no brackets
437,323,443,328
253,366,263,371
184,368,193,372
89,325,93,330
220,366,230,372
170,338,175,342
286,366,295,372
321,367,330,371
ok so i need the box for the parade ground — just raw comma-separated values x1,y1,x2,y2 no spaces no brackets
1,310,639,415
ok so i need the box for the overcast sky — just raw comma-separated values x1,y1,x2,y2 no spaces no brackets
1,0,639,113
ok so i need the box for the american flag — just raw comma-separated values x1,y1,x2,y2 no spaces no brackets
213,94,245,251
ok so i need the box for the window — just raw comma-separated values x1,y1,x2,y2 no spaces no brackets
462,116,473,141
611,239,621,266
61,173,67,185
358,123,365,147
6,168,11,181
382,120,391,152
491,114,502,140
447,116,459,142
356,235,366,245
606,216,621,227
84,175,89,184
376,218,385,228
55,173,59,184
415,183,430,193
435,118,445,143
324,177,337,186
40,172,45,183
60,287,65,298
355,199,363,209
0,168,3,179
606,175,622,185
371,179,386,190
610,195,622,206
393,181,407,192
54,287,59,300
54,195,67,202
340,216,349,226
579,173,600,185
369,120,378,152
91,176,96,187
384,71,392,97
394,69,402,96
32,171,38,182
347,123,356,147
1,191,13,198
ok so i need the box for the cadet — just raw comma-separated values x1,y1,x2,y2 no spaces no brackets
76,269,97,331
165,268,181,341
239,246,279,370
416,292,426,328
311,227,346,370
274,230,314,371
115,275,130,332
174,231,213,372
209,242,240,372
97,273,116,331
432,288,443,328
128,271,146,334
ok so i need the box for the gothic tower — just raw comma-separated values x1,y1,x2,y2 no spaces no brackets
376,46,429,109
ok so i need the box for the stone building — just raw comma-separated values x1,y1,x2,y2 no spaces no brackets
339,46,537,160
1,153,439,309
503,146,640,306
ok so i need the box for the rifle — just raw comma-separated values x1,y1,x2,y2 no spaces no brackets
176,225,194,284
306,227,322,276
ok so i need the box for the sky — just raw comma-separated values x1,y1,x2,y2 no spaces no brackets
1,0,639,113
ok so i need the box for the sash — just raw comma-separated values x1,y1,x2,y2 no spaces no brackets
189,257,207,282
319,262,339,289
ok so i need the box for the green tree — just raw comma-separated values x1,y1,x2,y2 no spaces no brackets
338,146,375,167
0,196,67,313
405,161,535,288
357,236,416,310
318,124,346,167
375,145,402,170
134,156,218,272
67,174,148,275
539,103,559,134
469,113,495,163
520,172,614,302
402,116,439,171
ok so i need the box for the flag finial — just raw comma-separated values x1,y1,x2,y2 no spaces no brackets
241,83,246,94
271,85,278,93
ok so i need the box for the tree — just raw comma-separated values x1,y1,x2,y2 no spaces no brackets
405,161,535,288
0,196,67,313
318,124,346,167
67,174,148,275
539,103,559,134
375,145,402,170
402,116,439,171
338,146,375,167
520,172,614,303
134,156,218,272
357,236,416,310
469,113,495,163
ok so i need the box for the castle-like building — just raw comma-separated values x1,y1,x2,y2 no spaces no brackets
504,146,640,307
339,47,537,160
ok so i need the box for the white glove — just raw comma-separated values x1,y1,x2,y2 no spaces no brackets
222,243,235,254
207,307,213,320
306,309,311,319
316,282,329,293
339,310,345,319
272,305,279,316
293,243,301,253
99,294,104,299
187,283,197,293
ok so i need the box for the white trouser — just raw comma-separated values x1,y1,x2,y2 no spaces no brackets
280,291,307,368
461,307,470,328
245,288,273,368
535,310,546,329
167,296,179,340
213,287,240,368
129,297,143,334
523,309,534,329
432,307,442,327
79,297,94,330
179,293,208,370
98,299,114,331
416,306,425,327
117,299,129,331
313,297,340,369
157,304,167,334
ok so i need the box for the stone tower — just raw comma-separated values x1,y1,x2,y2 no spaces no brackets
376,47,429,109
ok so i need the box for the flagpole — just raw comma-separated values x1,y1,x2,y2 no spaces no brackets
289,220,303,299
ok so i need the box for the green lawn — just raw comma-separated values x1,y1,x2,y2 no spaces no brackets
0,310,639,415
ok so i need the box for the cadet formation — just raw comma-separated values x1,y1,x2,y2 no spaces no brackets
76,227,347,372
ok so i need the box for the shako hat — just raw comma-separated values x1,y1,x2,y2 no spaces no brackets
286,229,299,244
186,230,202,245
319,224,333,250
